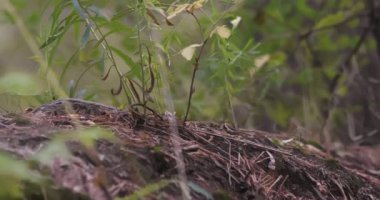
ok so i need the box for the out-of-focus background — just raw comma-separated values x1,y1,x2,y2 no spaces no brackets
1,0,380,146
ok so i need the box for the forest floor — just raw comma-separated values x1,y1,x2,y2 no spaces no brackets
0,99,380,200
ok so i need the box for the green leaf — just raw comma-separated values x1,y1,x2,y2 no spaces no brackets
0,72,45,95
117,179,171,200
314,11,345,30
296,1,317,19
109,46,138,69
0,153,42,199
81,24,91,48
40,25,65,49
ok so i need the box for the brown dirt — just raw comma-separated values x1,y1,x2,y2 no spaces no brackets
0,99,379,200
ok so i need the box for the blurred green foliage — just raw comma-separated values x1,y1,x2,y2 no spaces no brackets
0,0,380,198
1,0,379,138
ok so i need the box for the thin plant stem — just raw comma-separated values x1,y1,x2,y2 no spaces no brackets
183,38,209,123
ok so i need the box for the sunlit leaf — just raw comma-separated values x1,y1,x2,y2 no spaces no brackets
187,0,207,13
0,72,44,95
180,43,203,60
314,11,345,30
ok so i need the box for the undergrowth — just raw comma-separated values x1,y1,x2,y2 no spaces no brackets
0,0,256,199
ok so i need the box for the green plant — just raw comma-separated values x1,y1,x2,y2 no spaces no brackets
32,0,255,123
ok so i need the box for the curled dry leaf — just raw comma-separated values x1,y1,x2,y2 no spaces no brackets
167,4,189,20
146,9,160,25
166,0,207,20
146,7,168,25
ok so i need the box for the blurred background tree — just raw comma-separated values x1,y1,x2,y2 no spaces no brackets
0,0,380,146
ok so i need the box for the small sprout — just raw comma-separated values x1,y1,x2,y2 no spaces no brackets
230,16,242,30
280,138,294,145
266,151,276,170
